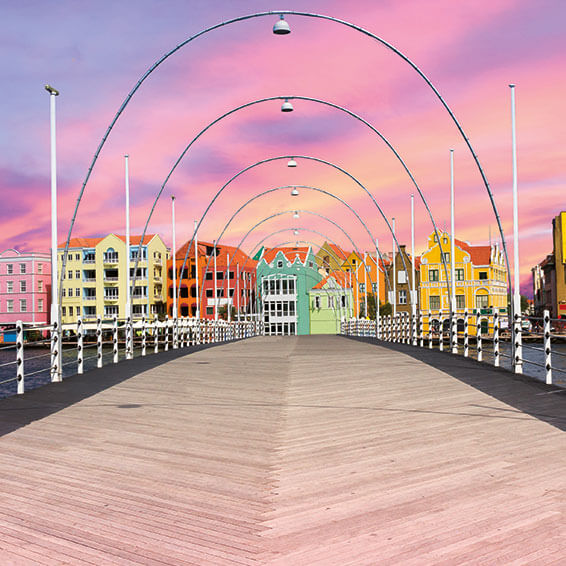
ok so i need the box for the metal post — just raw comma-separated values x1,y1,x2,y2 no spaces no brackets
392,217,397,318
171,196,178,349
451,314,458,355
418,311,423,348
194,219,200,320
410,194,417,345
428,311,433,349
96,315,102,368
46,85,62,383
375,239,381,339
510,84,523,375
164,314,169,351
154,314,159,353
113,315,118,363
237,263,240,323
126,315,133,360
493,311,500,367
543,309,552,384
124,155,133,360
77,317,83,374
363,252,368,319
227,253,231,324
16,320,24,395
439,314,443,351
464,310,469,357
477,316,483,362
450,149,457,354
142,315,147,356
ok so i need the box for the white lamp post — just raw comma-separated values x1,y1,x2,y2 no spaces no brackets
213,240,218,321
194,220,200,319
45,84,61,382
171,195,178,347
392,217,397,318
124,154,132,359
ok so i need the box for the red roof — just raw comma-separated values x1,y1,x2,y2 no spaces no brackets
312,270,350,290
59,234,157,248
326,243,348,261
262,246,310,264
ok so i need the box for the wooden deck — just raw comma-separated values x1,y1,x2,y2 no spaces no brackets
0,335,565,565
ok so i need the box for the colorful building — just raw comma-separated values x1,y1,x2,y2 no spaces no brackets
0,249,51,328
532,255,555,317
314,241,348,274
309,271,353,334
419,231,508,329
58,234,167,324
256,246,322,335
385,245,420,315
552,212,566,319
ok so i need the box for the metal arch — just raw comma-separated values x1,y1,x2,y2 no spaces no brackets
133,94,448,298
187,184,393,303
202,210,368,310
175,154,417,314
60,10,510,311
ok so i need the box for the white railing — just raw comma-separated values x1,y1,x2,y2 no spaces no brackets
0,316,260,398
339,309,566,387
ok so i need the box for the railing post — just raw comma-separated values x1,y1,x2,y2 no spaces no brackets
477,316,483,362
164,315,170,351
418,311,423,348
113,315,118,363
77,317,84,374
50,318,62,382
154,315,159,353
428,311,433,349
141,315,147,356
543,309,552,385
16,320,24,395
412,311,417,346
438,314,444,352
125,315,133,360
173,315,178,349
96,315,103,368
464,310,469,358
513,311,523,374
451,312,458,354
493,312,500,367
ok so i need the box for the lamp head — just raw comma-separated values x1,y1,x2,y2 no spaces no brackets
273,14,291,35
281,99,294,112
287,158,297,168
293,211,299,219
293,229,299,236
44,84,59,96
291,187,299,196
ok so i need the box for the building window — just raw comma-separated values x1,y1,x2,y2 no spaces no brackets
456,268,464,281
76,288,80,297
75,253,80,261
328,296,334,309
478,271,488,280
476,294,489,309
277,260,283,268
20,281,27,292
62,288,66,297
205,272,213,280
359,283,366,292
38,280,44,292
456,295,465,309
314,296,321,309
38,263,43,274
19,263,26,274
430,296,440,310
205,289,213,297
372,283,378,292
61,306,66,317
429,269,439,282
6,300,13,313
69,306,73,317
75,270,80,279
443,252,450,263
398,271,407,284
6,281,13,293
68,270,73,279
399,290,407,304
20,299,27,312
6,264,13,274
206,307,214,315
38,299,44,312
341,295,347,308
443,237,448,245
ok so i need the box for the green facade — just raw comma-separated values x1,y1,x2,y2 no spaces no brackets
256,249,322,335
309,277,354,334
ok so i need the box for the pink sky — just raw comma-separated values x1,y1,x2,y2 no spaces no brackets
1,0,565,295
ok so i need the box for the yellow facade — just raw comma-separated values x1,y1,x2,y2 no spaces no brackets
419,232,507,329
58,234,167,325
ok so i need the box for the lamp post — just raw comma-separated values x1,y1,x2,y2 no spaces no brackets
411,194,417,345
194,219,199,319
45,84,61,382
124,154,132,359
171,195,178,348
392,217,397,318
450,149,458,353
510,84,523,374
213,240,218,321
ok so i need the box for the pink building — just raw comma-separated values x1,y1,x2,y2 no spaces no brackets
0,249,51,328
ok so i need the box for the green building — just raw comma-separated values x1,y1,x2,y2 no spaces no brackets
256,246,322,335
309,271,354,334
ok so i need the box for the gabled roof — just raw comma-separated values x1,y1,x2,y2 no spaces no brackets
59,234,158,249
262,246,310,265
326,243,348,261
176,239,214,259
209,244,257,269
312,270,350,290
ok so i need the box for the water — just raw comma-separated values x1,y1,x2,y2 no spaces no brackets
1,338,565,401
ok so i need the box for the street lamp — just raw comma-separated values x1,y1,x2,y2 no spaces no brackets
273,14,291,35
281,99,294,112
44,83,61,382
293,211,300,219
291,187,299,196
287,157,297,167
293,229,299,236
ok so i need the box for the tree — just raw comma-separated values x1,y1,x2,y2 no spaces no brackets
218,305,236,320
359,295,391,319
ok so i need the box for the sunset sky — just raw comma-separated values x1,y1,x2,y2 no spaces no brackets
2,0,565,294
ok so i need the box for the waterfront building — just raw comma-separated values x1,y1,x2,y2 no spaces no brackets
552,212,566,319
309,271,353,334
58,234,167,324
385,245,420,315
0,249,51,329
419,231,508,330
256,246,322,335
532,255,555,317
314,241,348,274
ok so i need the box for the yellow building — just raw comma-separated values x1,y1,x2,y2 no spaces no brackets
58,234,167,324
315,241,348,274
419,232,507,328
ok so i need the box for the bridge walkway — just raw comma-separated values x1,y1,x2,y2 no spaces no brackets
0,335,565,565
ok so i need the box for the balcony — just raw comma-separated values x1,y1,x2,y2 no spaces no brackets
83,277,96,284
84,296,97,302
83,258,96,264
153,275,162,283
103,256,119,265
104,277,119,283
153,257,162,266
153,294,164,302
104,295,119,302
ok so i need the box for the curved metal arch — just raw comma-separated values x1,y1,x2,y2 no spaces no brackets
60,10,510,310
202,210,369,310
176,154,417,314
136,94,448,299
186,183,393,304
